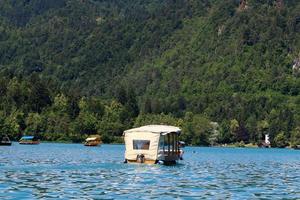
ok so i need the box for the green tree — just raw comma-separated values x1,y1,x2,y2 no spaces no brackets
230,119,239,142
273,132,289,148
0,111,22,140
134,113,181,128
25,113,44,137
182,112,212,146
53,93,68,113
257,120,269,142
97,101,126,143
6,110,23,140
208,122,220,146
290,127,300,148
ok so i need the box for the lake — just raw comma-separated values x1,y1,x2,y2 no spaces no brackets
0,143,299,199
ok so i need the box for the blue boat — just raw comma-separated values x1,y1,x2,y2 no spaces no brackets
19,136,40,145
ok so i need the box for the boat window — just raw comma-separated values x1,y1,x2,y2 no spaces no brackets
133,140,150,150
163,135,169,149
159,136,165,151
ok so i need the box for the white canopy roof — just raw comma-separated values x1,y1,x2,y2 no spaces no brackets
124,125,181,135
86,137,98,141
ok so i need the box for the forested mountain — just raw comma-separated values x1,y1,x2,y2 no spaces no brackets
0,0,300,147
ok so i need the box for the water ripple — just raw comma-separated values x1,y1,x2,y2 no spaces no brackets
0,143,300,199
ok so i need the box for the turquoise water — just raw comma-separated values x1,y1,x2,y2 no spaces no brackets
0,143,300,199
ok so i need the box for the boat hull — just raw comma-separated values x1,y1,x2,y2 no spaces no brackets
84,141,101,146
0,142,12,146
126,159,177,165
19,141,40,145
84,143,101,147
127,159,157,164
294,145,300,150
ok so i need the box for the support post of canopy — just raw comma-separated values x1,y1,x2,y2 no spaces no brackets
175,133,178,156
163,135,165,154
172,133,175,155
168,134,170,156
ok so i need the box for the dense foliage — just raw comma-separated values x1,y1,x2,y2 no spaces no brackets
0,0,300,147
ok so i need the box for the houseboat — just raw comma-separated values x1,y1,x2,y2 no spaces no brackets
19,136,40,145
123,125,182,164
0,135,12,146
84,135,102,146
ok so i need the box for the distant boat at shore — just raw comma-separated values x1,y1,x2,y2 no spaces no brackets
84,135,102,146
19,136,40,145
258,134,271,148
0,135,12,146
293,145,300,150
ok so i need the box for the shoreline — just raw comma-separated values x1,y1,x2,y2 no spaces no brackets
7,141,298,149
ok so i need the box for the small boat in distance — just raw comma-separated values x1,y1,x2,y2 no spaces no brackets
124,125,182,165
293,145,300,150
0,135,12,146
19,136,40,145
84,135,102,146
259,134,271,148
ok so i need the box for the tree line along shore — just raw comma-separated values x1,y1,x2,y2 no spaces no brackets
0,1,300,148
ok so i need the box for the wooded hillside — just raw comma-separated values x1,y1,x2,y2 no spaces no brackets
0,0,300,147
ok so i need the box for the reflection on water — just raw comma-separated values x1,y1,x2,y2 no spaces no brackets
0,143,300,199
